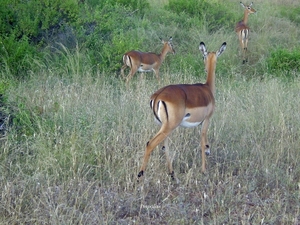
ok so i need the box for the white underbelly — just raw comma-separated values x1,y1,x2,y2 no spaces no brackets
138,67,153,72
180,119,202,128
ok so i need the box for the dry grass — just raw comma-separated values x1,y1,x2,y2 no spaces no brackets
1,69,300,224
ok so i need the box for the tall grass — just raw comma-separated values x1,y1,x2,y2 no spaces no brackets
1,64,300,223
1,0,300,224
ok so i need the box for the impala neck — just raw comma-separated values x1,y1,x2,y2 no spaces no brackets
243,9,249,25
205,57,217,95
159,45,169,62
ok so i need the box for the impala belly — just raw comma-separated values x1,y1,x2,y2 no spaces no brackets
138,63,157,73
138,66,153,73
180,104,214,128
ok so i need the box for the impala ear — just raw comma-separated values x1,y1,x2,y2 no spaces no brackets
169,37,173,42
249,2,253,7
199,42,207,57
217,42,227,57
240,2,245,8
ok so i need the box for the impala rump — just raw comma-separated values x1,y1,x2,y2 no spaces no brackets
150,84,215,128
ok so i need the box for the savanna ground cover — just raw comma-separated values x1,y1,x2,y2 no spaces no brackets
0,0,300,224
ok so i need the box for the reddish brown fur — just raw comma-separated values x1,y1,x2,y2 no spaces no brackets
121,37,175,83
137,42,226,181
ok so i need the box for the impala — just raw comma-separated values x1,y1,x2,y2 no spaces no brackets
137,42,227,180
235,2,256,63
121,37,175,83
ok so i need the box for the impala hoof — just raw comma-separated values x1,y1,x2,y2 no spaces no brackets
138,170,144,178
170,171,175,180
205,145,210,156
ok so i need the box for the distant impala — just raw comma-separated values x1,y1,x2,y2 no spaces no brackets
137,42,226,181
235,2,256,63
121,37,175,83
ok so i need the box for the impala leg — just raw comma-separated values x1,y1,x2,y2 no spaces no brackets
239,38,246,64
242,40,247,64
244,38,248,63
120,64,127,80
200,118,211,173
138,130,170,179
162,137,175,179
242,29,249,63
154,70,160,82
126,67,137,83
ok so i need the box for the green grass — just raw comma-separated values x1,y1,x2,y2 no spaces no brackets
1,0,300,224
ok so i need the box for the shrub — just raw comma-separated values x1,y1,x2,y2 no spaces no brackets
19,0,78,38
80,3,145,73
0,34,39,78
115,0,150,15
0,0,79,78
166,0,238,32
267,47,300,76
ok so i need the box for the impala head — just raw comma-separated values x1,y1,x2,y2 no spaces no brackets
199,42,227,74
240,2,256,15
161,37,176,55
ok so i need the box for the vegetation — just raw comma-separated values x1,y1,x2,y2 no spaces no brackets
0,0,300,224
267,47,300,76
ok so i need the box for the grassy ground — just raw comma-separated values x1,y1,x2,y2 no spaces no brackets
1,0,300,224
1,70,300,224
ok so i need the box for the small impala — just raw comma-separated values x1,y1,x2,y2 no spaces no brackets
235,2,256,63
137,42,226,180
121,37,175,83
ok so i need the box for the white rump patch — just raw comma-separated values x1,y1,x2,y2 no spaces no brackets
152,100,163,125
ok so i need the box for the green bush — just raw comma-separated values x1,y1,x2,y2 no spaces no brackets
267,48,300,75
0,0,79,78
0,0,151,77
0,0,79,39
80,3,145,73
166,0,238,32
115,0,150,15
0,34,39,78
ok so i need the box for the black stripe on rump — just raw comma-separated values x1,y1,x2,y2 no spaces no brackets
152,100,169,123
161,101,169,121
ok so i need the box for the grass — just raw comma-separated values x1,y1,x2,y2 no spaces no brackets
1,69,300,224
1,0,300,224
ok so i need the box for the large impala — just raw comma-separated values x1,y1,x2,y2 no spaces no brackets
137,42,227,181
121,37,175,83
235,2,256,63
